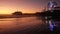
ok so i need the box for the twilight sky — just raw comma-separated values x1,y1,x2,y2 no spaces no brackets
0,0,60,14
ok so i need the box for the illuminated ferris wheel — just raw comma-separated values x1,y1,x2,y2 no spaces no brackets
48,0,57,10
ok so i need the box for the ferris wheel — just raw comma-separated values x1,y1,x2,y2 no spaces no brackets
48,0,57,10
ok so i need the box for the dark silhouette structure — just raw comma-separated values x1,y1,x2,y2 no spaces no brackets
12,11,22,15
12,11,22,18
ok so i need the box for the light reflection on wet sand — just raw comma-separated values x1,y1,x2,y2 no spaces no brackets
0,16,46,34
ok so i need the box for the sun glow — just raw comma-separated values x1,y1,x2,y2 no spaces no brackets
0,0,43,14
0,6,42,14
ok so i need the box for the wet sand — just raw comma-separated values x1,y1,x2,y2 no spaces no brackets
0,16,60,34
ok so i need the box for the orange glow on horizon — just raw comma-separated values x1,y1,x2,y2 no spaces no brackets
0,0,44,14
0,7,42,14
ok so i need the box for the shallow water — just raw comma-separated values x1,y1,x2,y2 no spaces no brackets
0,16,60,34
0,16,46,33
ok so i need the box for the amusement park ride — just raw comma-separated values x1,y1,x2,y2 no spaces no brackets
45,0,60,31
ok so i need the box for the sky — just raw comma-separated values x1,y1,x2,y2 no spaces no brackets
0,0,60,14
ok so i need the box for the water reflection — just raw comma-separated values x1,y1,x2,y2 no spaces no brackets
0,17,45,33
44,16,60,32
0,16,60,34
48,20,54,31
